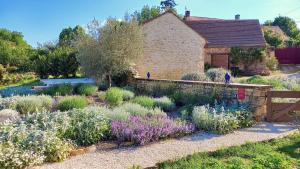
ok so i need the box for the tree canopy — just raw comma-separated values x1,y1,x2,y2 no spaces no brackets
263,29,285,48
76,17,143,86
160,0,177,10
0,28,34,71
265,16,300,46
59,25,86,47
33,25,86,78
132,5,161,24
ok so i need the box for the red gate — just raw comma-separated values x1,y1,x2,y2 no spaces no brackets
275,48,300,64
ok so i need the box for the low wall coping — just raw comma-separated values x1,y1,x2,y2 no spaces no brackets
135,78,273,90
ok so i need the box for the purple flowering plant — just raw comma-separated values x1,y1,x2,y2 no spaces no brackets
111,115,195,145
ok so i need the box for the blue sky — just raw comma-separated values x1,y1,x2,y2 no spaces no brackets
1,0,300,47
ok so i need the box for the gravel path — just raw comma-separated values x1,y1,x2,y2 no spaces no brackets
39,123,298,169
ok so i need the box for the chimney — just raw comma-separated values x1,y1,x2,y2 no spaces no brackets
235,14,240,20
185,10,190,18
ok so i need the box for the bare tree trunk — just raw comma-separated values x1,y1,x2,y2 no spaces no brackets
108,74,112,88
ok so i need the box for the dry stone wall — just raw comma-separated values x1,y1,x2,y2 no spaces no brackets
131,78,272,122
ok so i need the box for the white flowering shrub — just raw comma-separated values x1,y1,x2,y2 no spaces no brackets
154,96,176,112
122,89,135,101
0,96,20,110
0,141,44,169
0,123,74,164
0,109,20,123
181,73,211,82
206,68,229,82
192,103,253,134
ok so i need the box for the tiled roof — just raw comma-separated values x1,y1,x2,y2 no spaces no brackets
184,16,223,21
185,18,266,48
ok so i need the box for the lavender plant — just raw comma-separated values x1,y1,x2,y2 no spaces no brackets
111,115,195,145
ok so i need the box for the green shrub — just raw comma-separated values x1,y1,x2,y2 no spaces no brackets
123,85,135,92
131,96,155,108
171,91,185,106
57,96,88,111
206,68,228,82
15,95,53,114
181,73,210,81
35,47,79,78
179,104,195,119
154,96,176,112
266,55,279,71
98,91,106,101
22,106,110,147
252,152,292,169
141,82,178,97
173,88,219,106
240,75,284,89
105,87,123,106
192,106,239,134
41,84,73,96
122,89,135,101
113,103,148,117
240,75,269,85
23,111,71,139
74,84,98,96
111,103,165,120
65,107,110,146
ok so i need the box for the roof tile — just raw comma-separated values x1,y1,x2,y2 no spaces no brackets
185,18,266,47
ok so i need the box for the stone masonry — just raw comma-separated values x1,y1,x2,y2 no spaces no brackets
134,13,206,80
131,78,272,121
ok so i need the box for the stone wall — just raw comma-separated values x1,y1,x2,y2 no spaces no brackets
134,13,206,80
131,78,272,122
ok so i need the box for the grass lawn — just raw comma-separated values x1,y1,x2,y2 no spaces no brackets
0,78,39,90
155,133,300,169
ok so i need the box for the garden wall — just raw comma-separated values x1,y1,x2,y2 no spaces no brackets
130,78,272,122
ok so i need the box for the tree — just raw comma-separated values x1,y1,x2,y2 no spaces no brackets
273,16,300,38
267,16,300,46
263,30,285,48
0,28,34,71
34,44,79,78
59,25,86,47
76,17,143,87
132,5,161,24
160,0,177,11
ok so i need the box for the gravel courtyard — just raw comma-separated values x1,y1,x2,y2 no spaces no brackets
39,123,298,169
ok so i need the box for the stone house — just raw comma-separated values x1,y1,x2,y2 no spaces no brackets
134,11,266,80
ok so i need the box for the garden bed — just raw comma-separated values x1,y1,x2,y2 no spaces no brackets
0,82,259,169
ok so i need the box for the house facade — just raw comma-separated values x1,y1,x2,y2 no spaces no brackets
134,12,267,80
